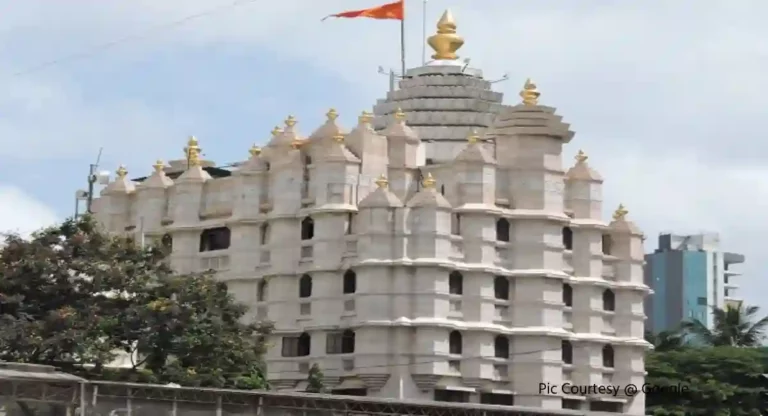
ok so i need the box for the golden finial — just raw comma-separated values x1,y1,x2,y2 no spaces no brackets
520,78,540,106
394,108,406,121
153,160,165,173
575,150,588,163
467,130,480,144
249,144,261,157
422,172,436,188
326,108,338,121
271,126,282,136
285,115,297,127
613,204,629,221
359,111,373,124
332,134,344,143
375,174,389,188
116,165,128,178
185,136,201,166
427,10,464,60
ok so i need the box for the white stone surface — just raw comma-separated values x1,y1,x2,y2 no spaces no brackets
92,64,651,415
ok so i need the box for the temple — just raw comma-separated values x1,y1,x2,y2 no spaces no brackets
91,10,650,415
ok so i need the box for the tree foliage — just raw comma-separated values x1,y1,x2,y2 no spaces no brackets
682,305,768,347
645,329,687,352
646,346,768,416
306,363,326,393
0,216,271,389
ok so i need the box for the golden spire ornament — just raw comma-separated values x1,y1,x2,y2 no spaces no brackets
185,136,201,166
394,108,406,121
326,108,338,121
575,150,588,163
520,78,540,106
359,111,373,124
249,144,261,157
613,204,629,221
271,126,282,136
332,134,344,143
467,130,480,144
375,174,389,188
285,115,297,127
427,10,464,60
422,172,436,188
116,165,128,178
153,160,165,173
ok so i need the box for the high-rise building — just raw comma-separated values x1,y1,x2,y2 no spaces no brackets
644,232,745,333
91,10,650,415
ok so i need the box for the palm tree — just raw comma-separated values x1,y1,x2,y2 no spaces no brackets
681,305,768,347
645,329,686,351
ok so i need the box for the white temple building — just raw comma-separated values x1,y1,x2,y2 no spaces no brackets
91,10,651,415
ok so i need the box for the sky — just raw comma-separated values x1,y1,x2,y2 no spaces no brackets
1,0,766,314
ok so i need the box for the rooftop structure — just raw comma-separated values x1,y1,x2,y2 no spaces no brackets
91,10,650,415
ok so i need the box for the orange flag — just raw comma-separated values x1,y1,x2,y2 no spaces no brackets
322,0,404,21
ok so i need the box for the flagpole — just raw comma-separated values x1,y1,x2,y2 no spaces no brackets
421,0,427,65
400,2,406,76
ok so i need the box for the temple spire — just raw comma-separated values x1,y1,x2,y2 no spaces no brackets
427,10,464,61
520,78,540,106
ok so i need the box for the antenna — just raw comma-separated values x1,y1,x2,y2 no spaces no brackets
490,73,510,84
85,147,109,214
461,58,471,73
75,147,109,219
377,66,403,92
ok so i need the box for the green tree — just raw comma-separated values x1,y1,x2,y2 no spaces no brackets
306,363,326,393
0,217,158,369
116,272,272,389
645,329,686,352
682,305,768,347
0,216,271,389
645,346,767,416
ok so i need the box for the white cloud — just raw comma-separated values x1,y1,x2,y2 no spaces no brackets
0,185,59,237
1,0,766,311
0,71,187,162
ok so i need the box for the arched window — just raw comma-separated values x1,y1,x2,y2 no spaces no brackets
602,289,615,311
563,284,573,307
451,214,461,235
301,217,314,240
257,280,268,302
602,345,614,368
494,335,509,358
562,227,573,250
341,330,356,354
449,331,463,355
199,227,231,252
298,332,311,357
299,274,313,298
449,271,463,295
602,234,613,255
161,233,173,251
260,223,269,245
496,218,510,242
562,341,573,364
343,270,357,294
494,276,509,300
346,213,355,235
